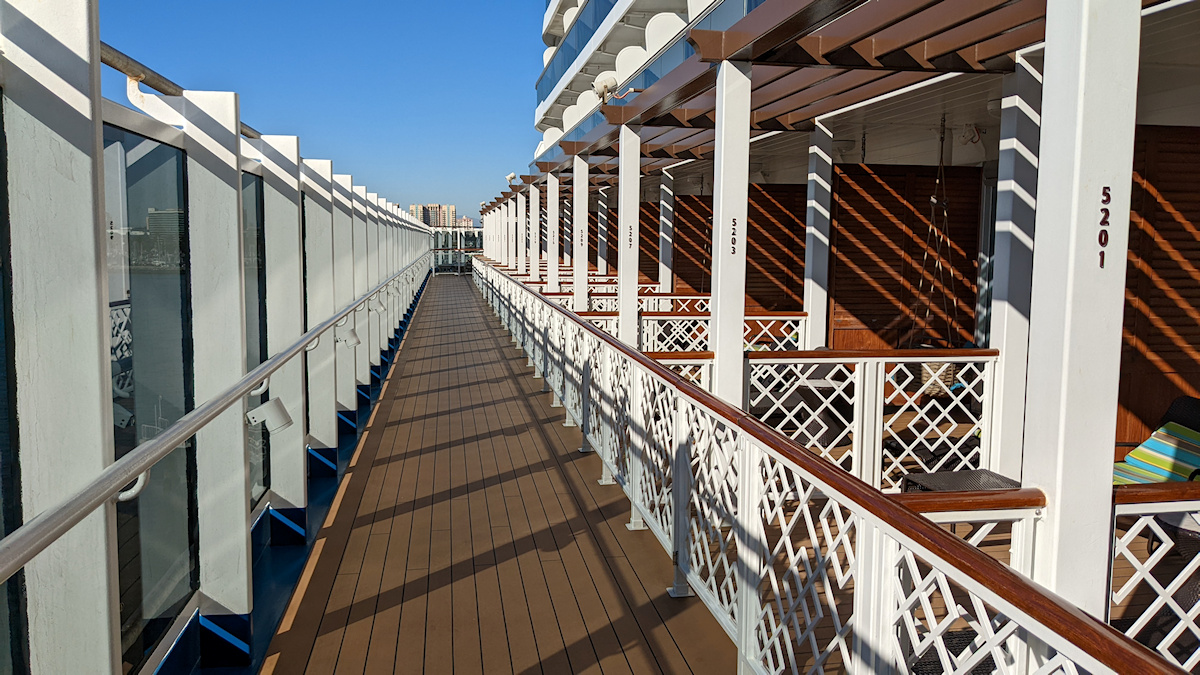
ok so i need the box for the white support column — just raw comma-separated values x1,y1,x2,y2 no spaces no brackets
803,121,834,349
529,185,542,283
3,2,120,668
597,187,610,275
573,155,590,309
505,199,514,268
302,160,338,451
659,170,675,293
709,61,752,405
258,136,309,511
517,192,528,276
617,125,642,347
183,91,253,616
990,57,1042,480
547,173,562,292
352,187,372,389
1023,0,1140,617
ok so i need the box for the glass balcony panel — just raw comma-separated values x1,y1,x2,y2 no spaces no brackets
103,124,198,673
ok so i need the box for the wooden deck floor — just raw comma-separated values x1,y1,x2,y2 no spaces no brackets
264,275,735,674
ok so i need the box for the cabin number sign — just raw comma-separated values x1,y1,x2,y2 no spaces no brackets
1098,186,1112,268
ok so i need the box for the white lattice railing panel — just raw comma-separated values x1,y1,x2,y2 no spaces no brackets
589,294,618,311
752,448,857,674
881,360,993,491
658,359,711,391
685,401,742,635
745,316,808,352
1111,506,1200,670
643,316,710,352
748,361,858,473
633,372,676,551
639,295,711,313
585,316,617,336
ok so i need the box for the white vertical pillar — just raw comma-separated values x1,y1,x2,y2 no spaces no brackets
3,2,120,668
803,121,834,349
1022,0,1140,617
303,161,338,451
183,91,253,615
990,57,1042,479
505,199,514,268
332,176,357,413
352,187,372,388
548,173,562,292
529,185,542,283
659,170,675,293
258,135,309,510
617,125,642,347
709,61,752,405
517,192,528,276
573,155,590,310
597,187,610,275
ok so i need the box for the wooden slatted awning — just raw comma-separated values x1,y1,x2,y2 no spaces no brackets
523,0,1167,181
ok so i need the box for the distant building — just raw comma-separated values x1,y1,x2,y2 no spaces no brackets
408,203,457,229
454,216,475,229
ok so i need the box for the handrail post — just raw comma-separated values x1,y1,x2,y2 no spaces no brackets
626,368,648,531
855,359,885,487
734,437,765,674
852,519,898,671
577,346,592,452
668,395,694,597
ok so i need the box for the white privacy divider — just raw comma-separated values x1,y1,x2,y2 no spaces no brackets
747,350,999,491
474,256,1176,675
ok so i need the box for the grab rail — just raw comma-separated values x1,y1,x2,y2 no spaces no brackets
0,252,433,584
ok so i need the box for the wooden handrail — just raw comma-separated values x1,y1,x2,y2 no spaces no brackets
482,260,1179,673
747,348,1001,360
1114,482,1200,505
893,488,1047,514
576,311,619,317
640,311,810,318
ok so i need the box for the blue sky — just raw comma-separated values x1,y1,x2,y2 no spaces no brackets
99,0,545,222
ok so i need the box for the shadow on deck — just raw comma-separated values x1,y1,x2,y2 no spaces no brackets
264,275,735,674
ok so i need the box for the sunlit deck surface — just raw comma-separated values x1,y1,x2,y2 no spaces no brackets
264,275,735,674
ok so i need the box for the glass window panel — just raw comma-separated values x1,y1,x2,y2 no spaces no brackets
103,124,198,673
242,173,269,506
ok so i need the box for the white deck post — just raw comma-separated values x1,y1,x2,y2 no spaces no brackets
1022,0,1141,617
517,192,528,276
597,186,610,276
618,125,642,347
352,187,373,391
803,121,834,349
365,192,383,375
659,170,675,293
2,1,120,668
574,155,590,310
529,185,542,283
990,57,1043,480
258,136,309,512
709,61,752,405
548,173,562,292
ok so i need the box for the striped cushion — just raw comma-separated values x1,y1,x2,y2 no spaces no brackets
1122,422,1200,482
1113,461,1164,485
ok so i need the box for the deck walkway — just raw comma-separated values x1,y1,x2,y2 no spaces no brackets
264,275,735,674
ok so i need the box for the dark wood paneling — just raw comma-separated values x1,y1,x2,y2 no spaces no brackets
829,164,981,350
1118,126,1200,443
675,195,714,295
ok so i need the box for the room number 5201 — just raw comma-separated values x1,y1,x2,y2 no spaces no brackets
1099,186,1111,268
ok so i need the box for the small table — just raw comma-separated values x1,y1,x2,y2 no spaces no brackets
901,468,1020,493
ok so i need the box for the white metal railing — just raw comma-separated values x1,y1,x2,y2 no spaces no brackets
1111,487,1200,670
0,251,433,584
747,350,999,491
640,312,809,353
473,257,1171,674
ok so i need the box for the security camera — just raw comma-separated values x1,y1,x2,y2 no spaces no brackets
246,397,293,434
506,172,517,184
593,75,618,100
336,326,361,348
